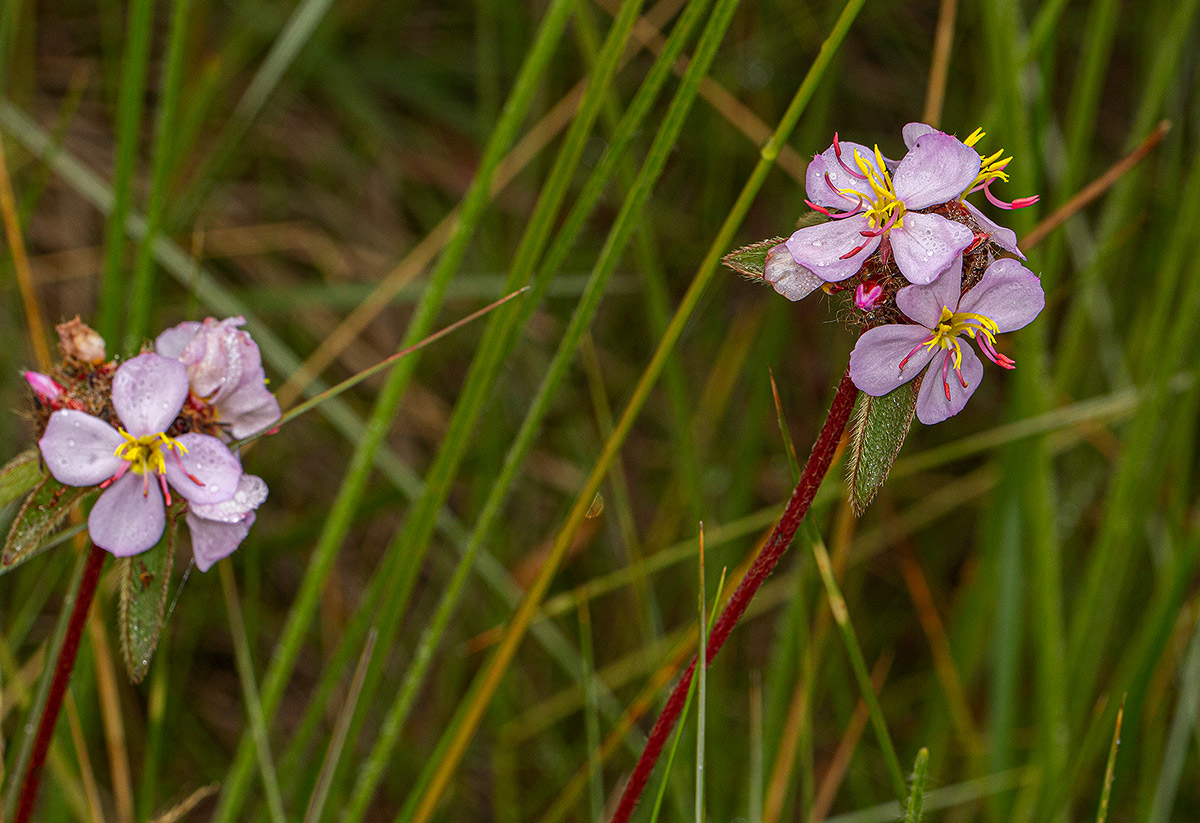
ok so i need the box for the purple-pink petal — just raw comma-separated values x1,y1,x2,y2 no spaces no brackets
916,346,984,424
763,243,822,301
189,475,268,523
219,387,283,439
895,254,963,327
957,259,1045,333
154,322,202,359
89,471,166,556
805,140,880,210
785,216,879,283
901,122,937,149
39,410,124,486
849,324,937,396
889,212,973,285
963,201,1024,259
893,132,981,210
163,433,242,505
112,353,188,435
186,511,256,572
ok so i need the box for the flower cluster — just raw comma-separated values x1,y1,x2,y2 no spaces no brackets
755,123,1045,424
26,317,279,569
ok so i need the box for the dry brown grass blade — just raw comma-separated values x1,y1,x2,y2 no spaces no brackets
921,0,960,127
87,607,134,823
149,785,220,823
1022,120,1171,251
810,653,893,821
63,692,106,823
0,134,52,370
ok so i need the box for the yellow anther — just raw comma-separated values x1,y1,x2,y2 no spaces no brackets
964,127,986,148
113,428,186,476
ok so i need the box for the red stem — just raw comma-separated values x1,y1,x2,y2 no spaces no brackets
15,543,106,823
609,369,859,823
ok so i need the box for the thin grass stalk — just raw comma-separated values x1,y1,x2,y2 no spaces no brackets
1095,698,1124,823
609,371,861,823
1147,610,1200,822
301,629,376,823
577,602,603,823
217,561,285,823
125,0,194,350
808,524,907,801
208,2,580,816
11,544,105,823
96,0,153,342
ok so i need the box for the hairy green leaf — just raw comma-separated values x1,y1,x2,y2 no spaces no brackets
2,476,96,574
118,502,181,683
721,236,784,279
0,450,44,509
846,378,919,515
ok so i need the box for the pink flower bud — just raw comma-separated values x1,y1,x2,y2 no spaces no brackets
24,371,64,407
854,281,883,310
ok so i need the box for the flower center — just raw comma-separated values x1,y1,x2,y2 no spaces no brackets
114,429,187,476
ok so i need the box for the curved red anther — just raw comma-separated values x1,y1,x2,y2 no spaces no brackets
831,133,868,180
839,237,874,260
942,353,952,401
983,181,1042,211
805,199,833,216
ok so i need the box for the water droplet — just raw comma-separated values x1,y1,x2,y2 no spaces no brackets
812,240,822,247
67,439,75,448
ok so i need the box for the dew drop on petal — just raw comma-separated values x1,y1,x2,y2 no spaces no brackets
812,240,822,247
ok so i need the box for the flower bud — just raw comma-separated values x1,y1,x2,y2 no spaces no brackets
24,371,64,407
854,281,883,311
56,317,106,365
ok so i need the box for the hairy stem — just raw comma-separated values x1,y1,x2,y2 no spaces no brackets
14,544,106,823
609,368,859,823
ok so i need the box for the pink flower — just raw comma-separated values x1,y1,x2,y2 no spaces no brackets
848,257,1044,424
38,354,243,557
787,132,979,286
155,317,281,439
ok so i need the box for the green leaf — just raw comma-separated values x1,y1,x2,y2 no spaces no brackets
904,747,930,822
721,236,784,279
0,450,44,509
845,378,920,515
118,502,181,684
2,476,96,574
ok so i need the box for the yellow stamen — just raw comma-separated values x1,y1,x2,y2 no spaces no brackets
964,127,986,148
113,428,188,476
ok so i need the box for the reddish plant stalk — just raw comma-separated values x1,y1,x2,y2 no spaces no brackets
15,543,107,823
610,369,859,823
